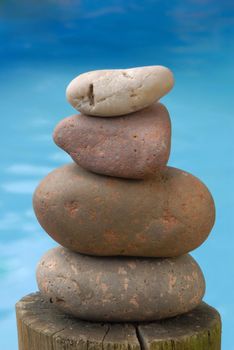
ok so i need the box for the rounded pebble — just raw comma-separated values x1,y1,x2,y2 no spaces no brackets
33,164,215,257
66,66,174,116
53,103,171,179
37,247,205,322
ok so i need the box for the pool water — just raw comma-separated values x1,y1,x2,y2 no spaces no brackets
0,1,234,349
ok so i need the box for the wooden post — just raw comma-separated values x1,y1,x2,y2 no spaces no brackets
16,293,221,350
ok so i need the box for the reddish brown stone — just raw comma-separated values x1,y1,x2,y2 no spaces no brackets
53,103,171,179
33,163,215,257
36,247,205,322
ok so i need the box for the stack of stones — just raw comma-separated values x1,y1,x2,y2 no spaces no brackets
34,66,215,322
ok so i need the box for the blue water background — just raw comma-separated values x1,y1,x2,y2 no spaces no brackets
0,1,233,349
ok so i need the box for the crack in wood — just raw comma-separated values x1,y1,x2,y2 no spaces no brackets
135,325,145,350
101,324,110,350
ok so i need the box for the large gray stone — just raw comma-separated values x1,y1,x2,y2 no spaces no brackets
37,247,205,322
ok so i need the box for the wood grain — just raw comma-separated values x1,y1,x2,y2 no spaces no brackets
16,293,221,350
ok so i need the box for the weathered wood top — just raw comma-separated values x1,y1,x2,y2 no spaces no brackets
16,292,221,350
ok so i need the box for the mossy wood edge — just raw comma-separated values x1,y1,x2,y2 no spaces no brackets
16,293,221,350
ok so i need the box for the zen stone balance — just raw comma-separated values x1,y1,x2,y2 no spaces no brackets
16,65,221,350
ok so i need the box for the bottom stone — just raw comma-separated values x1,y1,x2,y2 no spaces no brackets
36,247,205,322
16,293,221,350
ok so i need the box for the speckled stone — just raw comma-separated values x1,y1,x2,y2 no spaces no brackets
36,247,205,322
66,66,174,116
33,164,215,257
53,103,171,179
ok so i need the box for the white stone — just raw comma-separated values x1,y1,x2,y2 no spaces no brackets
66,66,174,117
